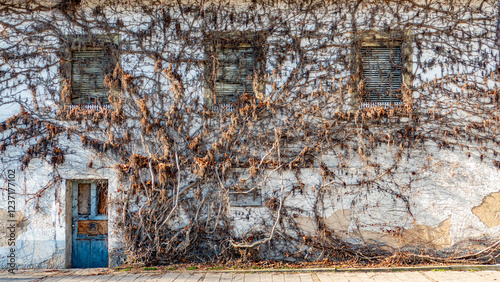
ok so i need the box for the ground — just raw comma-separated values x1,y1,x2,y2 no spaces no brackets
1,266,500,281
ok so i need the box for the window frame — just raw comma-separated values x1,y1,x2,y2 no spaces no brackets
351,31,412,110
71,179,109,221
203,31,266,109
60,34,120,110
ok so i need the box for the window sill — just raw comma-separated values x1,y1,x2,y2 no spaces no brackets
360,101,404,109
210,103,235,113
69,104,112,110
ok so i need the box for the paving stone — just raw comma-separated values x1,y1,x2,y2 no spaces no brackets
243,273,260,282
37,277,66,282
282,273,301,282
156,272,182,282
72,276,102,282
185,273,204,282
0,279,35,282
421,270,456,281
95,276,125,282
132,274,160,282
477,270,500,282
219,273,233,281
379,272,406,282
324,272,350,282
3,269,500,281
88,275,118,281
365,272,394,281
354,272,380,281
53,276,82,282
298,273,314,282
232,273,244,282
313,272,334,282
173,272,198,282
259,273,273,282
139,274,164,282
392,271,430,281
271,273,284,282
202,273,221,282
445,271,485,282
339,272,363,281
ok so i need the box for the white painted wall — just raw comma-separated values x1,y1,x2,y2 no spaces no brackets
0,0,498,268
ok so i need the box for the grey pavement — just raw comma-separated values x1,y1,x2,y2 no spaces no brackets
1,268,500,282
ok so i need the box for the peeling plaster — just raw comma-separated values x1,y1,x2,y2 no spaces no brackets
297,209,451,249
401,218,451,248
0,209,29,247
472,191,500,228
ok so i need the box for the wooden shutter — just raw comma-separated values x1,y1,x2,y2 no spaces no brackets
215,47,255,104
71,49,112,105
361,46,402,103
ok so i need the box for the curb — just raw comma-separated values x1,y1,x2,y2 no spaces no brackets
191,264,500,273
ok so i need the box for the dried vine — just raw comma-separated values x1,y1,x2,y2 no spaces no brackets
1,0,500,266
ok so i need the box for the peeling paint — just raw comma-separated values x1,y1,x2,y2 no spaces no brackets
0,209,29,247
296,209,351,237
401,219,451,248
39,249,66,269
297,209,451,249
472,191,500,228
324,209,351,234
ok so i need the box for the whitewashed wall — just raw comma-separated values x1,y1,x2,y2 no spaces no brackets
0,0,499,268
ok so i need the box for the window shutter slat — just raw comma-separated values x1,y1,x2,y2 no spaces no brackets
71,49,112,105
361,46,403,103
215,47,255,103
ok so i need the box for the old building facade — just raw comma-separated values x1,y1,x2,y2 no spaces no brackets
0,0,499,268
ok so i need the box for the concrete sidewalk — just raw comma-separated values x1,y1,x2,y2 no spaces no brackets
1,267,500,281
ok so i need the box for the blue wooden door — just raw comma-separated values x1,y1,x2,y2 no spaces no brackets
72,180,108,268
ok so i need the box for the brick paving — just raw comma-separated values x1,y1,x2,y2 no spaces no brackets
1,268,500,281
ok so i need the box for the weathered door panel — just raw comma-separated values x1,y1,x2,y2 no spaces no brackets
71,180,108,268
91,239,109,267
73,240,91,268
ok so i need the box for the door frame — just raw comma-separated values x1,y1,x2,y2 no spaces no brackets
66,179,109,268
